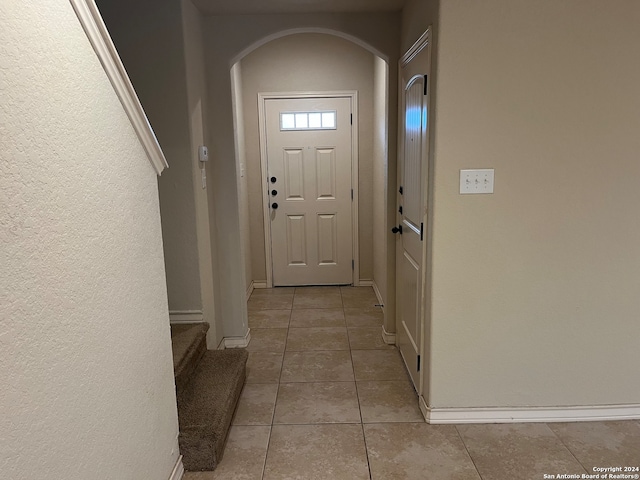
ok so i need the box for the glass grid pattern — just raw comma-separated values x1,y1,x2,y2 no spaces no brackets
280,111,337,131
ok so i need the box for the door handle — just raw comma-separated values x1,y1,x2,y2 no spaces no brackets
271,202,279,209
271,189,278,196
391,225,402,234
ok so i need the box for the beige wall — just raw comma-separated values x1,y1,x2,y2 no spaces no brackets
231,62,253,294
182,0,222,345
240,33,375,283
98,0,203,314
372,56,396,329
1,1,179,477
427,0,640,407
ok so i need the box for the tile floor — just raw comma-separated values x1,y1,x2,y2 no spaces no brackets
184,286,640,480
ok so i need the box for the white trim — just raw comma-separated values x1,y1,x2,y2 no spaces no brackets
168,455,184,480
169,310,204,323
258,91,360,287
223,329,251,349
231,28,389,67
69,0,168,175
253,281,269,289
419,398,640,424
246,280,255,301
400,28,432,67
382,326,396,345
358,280,373,287
371,281,383,305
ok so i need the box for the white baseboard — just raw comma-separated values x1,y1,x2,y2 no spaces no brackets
169,310,204,323
419,396,640,424
371,281,384,306
223,328,251,348
253,281,268,289
246,281,255,301
358,280,373,287
381,325,396,345
168,455,184,480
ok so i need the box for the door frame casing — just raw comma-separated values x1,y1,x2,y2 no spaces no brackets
396,27,432,401
258,91,360,288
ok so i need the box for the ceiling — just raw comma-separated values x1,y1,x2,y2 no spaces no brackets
191,0,406,15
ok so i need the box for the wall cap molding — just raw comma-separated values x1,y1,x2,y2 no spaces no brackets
69,0,168,175
419,396,640,424
169,310,204,323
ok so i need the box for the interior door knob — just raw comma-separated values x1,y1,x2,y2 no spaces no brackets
271,189,278,196
270,176,277,183
391,225,402,234
271,202,279,209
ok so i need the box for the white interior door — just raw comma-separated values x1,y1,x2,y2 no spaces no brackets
264,97,353,286
396,39,431,390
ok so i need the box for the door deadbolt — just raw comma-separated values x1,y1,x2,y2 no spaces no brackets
271,202,279,209
271,189,278,196
270,176,277,183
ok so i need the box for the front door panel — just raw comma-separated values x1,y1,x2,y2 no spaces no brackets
265,97,353,286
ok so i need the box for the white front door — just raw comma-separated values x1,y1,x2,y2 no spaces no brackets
396,36,431,390
264,96,353,286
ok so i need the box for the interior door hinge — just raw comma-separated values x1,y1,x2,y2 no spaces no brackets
399,186,403,195
417,355,421,372
352,259,354,270
351,189,353,200
424,74,428,96
420,222,424,241
350,113,353,125
398,206,403,214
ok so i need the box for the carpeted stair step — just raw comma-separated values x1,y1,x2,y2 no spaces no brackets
176,348,248,471
171,323,209,392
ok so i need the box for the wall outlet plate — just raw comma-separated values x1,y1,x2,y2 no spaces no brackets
460,169,494,194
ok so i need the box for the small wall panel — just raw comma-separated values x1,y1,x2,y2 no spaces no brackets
286,215,307,266
284,149,305,200
315,148,336,200
317,214,338,265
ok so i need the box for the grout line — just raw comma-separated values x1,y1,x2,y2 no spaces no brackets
454,425,487,480
545,423,590,474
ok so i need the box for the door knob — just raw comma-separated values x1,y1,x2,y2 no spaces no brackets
272,202,279,209
271,189,278,196
270,176,277,183
391,225,402,234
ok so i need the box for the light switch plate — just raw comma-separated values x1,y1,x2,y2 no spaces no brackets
460,169,494,194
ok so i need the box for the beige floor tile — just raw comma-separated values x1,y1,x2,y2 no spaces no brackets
264,424,370,480
273,382,361,424
246,328,288,353
183,425,270,480
351,349,408,381
340,286,376,296
357,381,423,423
293,287,343,308
248,309,290,328
364,423,482,480
457,423,587,480
286,327,349,351
289,308,345,327
245,352,283,384
342,292,380,309
232,383,278,426
344,306,384,327
548,420,640,470
281,350,354,382
347,327,393,350
251,287,295,296
248,295,293,311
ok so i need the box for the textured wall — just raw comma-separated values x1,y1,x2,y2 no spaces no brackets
240,33,375,283
428,0,640,407
0,1,180,478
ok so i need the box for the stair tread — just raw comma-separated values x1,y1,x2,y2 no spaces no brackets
171,323,209,380
177,348,248,471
